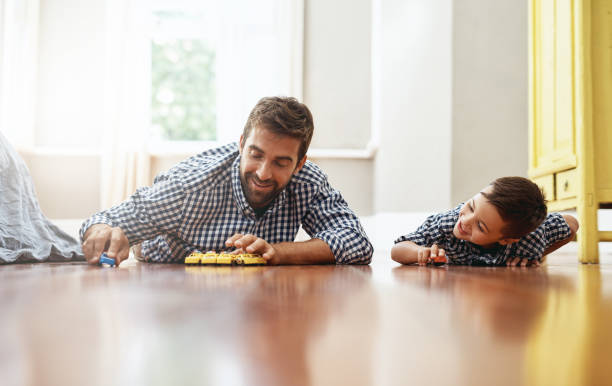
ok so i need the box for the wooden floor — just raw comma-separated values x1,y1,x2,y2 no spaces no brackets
1,249,612,386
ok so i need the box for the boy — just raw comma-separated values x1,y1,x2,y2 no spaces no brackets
391,177,579,267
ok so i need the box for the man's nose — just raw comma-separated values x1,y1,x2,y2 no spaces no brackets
256,161,272,181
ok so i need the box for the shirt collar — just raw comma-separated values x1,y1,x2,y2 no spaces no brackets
231,155,287,219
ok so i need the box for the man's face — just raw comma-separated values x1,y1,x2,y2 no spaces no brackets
453,185,515,248
239,126,306,209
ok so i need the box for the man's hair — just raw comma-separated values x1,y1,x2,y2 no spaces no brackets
482,176,548,238
241,96,314,161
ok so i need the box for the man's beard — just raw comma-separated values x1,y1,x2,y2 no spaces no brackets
240,172,285,209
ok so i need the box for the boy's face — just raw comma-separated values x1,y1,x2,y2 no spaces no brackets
453,185,518,248
239,125,307,209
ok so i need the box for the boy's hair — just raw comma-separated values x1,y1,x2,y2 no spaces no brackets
482,176,547,238
241,96,314,161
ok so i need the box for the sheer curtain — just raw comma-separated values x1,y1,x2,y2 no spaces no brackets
100,0,151,209
101,0,304,208
0,0,39,148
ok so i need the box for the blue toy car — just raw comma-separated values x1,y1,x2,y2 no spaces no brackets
99,253,117,267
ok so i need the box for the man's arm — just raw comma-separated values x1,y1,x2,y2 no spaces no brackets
79,179,186,265
226,178,373,265
225,234,335,265
299,180,373,264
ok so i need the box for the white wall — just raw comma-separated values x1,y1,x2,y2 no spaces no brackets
373,0,453,212
24,0,529,220
36,0,105,149
451,0,528,203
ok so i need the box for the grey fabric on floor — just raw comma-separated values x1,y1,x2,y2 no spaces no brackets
0,132,84,263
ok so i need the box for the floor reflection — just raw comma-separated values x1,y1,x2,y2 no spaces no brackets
525,265,612,386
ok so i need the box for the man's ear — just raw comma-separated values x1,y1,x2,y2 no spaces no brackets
239,135,244,153
498,237,520,246
293,155,307,175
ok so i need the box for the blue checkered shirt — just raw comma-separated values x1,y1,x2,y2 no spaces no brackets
394,205,572,265
80,143,372,264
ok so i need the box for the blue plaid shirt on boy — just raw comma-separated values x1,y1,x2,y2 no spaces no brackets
394,205,572,265
80,143,372,264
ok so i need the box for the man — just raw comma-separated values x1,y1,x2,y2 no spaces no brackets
80,97,373,265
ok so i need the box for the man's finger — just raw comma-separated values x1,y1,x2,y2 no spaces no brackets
234,234,257,249
520,258,528,267
225,234,244,248
106,228,126,257
245,238,267,253
91,229,111,264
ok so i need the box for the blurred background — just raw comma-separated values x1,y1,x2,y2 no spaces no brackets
0,0,531,241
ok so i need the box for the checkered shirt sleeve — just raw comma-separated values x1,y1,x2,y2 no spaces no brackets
301,179,373,264
394,206,459,247
79,179,186,245
511,213,572,261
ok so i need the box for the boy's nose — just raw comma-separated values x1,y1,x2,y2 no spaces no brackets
463,214,473,231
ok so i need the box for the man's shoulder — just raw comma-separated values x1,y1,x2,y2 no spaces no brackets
290,160,328,188
159,143,239,191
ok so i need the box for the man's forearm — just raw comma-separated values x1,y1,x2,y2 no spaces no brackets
273,238,336,265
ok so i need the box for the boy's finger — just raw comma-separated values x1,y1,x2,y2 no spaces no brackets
431,244,438,257
520,258,528,267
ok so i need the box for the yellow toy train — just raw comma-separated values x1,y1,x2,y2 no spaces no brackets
185,252,267,265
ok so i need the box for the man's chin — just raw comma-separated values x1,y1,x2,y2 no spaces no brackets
245,191,275,209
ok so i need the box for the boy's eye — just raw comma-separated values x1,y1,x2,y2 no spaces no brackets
477,223,484,232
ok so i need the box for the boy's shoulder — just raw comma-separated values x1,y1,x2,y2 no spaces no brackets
426,204,461,234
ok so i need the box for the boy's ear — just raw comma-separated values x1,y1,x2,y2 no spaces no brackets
498,238,520,246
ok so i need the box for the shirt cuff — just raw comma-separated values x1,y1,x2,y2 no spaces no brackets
314,229,373,265
79,215,114,242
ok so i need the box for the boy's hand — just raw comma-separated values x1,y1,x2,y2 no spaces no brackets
417,244,446,266
506,257,541,267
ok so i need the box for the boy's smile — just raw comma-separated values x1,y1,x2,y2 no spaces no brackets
453,186,517,248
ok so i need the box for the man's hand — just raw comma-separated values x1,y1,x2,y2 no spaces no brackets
225,233,280,264
505,257,541,267
416,244,446,266
82,224,130,266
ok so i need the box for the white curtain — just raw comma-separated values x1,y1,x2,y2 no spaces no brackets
0,0,39,149
100,0,151,209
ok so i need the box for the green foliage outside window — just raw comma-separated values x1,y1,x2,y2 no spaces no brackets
151,38,216,141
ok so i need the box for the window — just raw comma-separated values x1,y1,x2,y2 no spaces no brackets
151,9,217,142
148,0,303,150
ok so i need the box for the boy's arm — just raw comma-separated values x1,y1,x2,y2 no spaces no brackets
542,214,579,256
391,241,445,265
